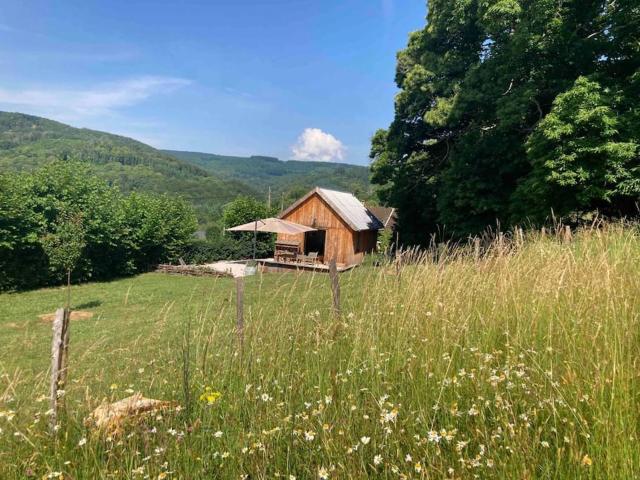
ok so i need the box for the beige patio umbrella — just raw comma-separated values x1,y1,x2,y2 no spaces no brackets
227,217,315,234
226,217,316,259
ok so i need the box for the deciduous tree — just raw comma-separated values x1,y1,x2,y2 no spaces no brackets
372,0,640,240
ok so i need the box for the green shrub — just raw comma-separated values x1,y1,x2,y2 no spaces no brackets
0,160,197,291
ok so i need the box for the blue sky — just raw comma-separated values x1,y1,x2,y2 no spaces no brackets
0,1,426,165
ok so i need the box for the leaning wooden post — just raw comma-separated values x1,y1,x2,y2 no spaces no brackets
50,308,69,433
235,277,245,351
328,259,341,318
59,308,71,390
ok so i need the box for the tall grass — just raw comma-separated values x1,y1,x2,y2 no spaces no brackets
1,222,639,479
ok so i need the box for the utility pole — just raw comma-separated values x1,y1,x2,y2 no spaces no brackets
267,186,271,210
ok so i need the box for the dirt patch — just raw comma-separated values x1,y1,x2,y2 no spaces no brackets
203,261,249,277
38,310,94,322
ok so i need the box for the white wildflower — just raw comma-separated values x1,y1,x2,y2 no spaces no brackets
456,440,469,452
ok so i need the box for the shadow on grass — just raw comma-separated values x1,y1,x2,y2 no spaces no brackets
74,300,102,309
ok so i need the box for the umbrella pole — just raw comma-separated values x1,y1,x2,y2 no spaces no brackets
253,220,257,260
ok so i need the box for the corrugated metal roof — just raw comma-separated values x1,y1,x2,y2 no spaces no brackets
280,187,384,231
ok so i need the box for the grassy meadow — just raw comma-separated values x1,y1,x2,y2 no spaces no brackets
1,224,639,479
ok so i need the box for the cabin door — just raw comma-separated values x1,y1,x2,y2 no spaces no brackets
304,229,326,257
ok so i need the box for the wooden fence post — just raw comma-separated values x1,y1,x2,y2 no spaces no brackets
50,307,70,433
394,248,402,280
517,227,524,248
498,232,505,256
328,259,341,318
564,225,572,243
59,308,71,389
235,277,245,350
473,237,481,262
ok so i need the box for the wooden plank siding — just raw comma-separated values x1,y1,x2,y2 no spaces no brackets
278,193,377,266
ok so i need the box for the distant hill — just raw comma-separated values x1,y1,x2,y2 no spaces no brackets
164,150,373,207
0,112,256,221
0,111,374,224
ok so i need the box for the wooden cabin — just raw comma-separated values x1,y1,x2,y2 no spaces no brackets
276,187,383,267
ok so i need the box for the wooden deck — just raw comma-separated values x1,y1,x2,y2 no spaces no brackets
257,258,356,273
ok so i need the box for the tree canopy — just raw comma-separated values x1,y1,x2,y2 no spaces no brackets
371,0,640,242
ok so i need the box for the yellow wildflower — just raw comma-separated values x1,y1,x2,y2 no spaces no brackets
199,387,222,405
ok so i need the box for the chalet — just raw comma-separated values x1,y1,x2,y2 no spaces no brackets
272,187,383,269
367,205,397,233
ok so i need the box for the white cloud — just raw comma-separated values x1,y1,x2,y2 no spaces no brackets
291,128,346,162
0,76,190,120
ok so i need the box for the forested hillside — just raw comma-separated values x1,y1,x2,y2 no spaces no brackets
164,149,373,206
372,0,640,243
0,112,375,224
0,112,255,222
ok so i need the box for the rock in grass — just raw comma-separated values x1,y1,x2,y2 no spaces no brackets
84,393,177,433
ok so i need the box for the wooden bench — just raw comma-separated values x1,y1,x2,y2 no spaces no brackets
296,252,319,264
